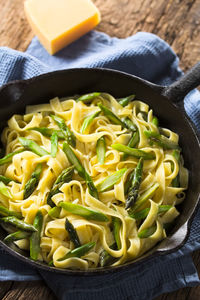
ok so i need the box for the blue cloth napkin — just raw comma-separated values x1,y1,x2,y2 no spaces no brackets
0,31,200,300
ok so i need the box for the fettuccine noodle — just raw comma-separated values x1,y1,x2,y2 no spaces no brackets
0,93,188,270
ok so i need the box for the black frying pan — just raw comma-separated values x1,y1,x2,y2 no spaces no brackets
0,65,200,275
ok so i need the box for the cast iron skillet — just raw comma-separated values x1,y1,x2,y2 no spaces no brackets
0,65,200,275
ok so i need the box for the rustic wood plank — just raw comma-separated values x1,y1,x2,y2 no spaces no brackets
0,281,56,300
0,0,199,300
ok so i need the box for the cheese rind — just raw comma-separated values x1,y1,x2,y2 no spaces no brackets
24,0,101,55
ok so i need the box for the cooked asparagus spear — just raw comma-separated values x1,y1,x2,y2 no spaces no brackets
29,127,65,139
30,211,43,260
128,182,159,215
0,181,12,198
76,92,101,103
96,136,106,165
112,217,121,249
122,117,137,132
112,143,155,160
124,170,135,195
130,205,172,220
80,111,101,134
0,216,37,232
97,168,127,192
138,225,156,238
24,163,43,199
54,166,74,186
51,114,76,147
63,142,99,199
51,131,58,158
0,175,15,185
47,166,74,207
125,158,143,210
152,116,159,127
0,150,23,166
118,94,135,107
99,243,117,267
19,137,49,156
144,130,181,150
59,202,109,222
58,241,95,261
4,231,31,243
65,218,81,248
0,205,22,219
48,207,61,218
122,130,140,160
97,103,125,127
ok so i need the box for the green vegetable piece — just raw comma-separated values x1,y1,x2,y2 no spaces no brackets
130,205,172,220
58,241,95,261
1,216,37,232
126,158,143,210
51,114,76,147
24,163,43,199
138,225,157,238
51,131,58,158
130,208,150,220
152,116,159,127
0,175,15,185
63,142,99,199
19,137,49,156
112,217,121,249
112,143,155,160
76,92,101,103
54,166,74,186
129,182,159,214
171,150,180,187
128,131,140,148
80,111,101,134
97,168,127,192
30,211,43,260
0,150,23,166
46,185,59,207
158,205,172,214
124,170,135,195
122,117,137,132
96,136,106,165
29,127,65,139
144,130,181,150
0,181,12,198
48,207,61,218
99,243,117,267
97,103,125,127
4,231,31,243
123,131,140,160
47,166,74,207
118,94,135,107
59,202,109,222
0,205,22,219
63,142,85,177
65,218,81,248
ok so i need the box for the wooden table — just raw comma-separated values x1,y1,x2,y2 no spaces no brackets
0,0,200,299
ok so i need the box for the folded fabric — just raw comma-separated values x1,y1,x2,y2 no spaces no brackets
0,31,200,300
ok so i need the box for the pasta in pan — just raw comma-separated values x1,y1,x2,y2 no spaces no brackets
0,93,188,270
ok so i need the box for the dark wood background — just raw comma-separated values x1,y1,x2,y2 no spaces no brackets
0,0,200,299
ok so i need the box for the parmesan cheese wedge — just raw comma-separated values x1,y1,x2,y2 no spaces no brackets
24,0,101,55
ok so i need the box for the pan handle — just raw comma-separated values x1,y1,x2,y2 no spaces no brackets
162,62,200,103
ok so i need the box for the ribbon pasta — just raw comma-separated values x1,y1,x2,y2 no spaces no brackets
0,93,188,270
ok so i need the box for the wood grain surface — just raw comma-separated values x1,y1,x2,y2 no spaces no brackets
0,0,200,299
